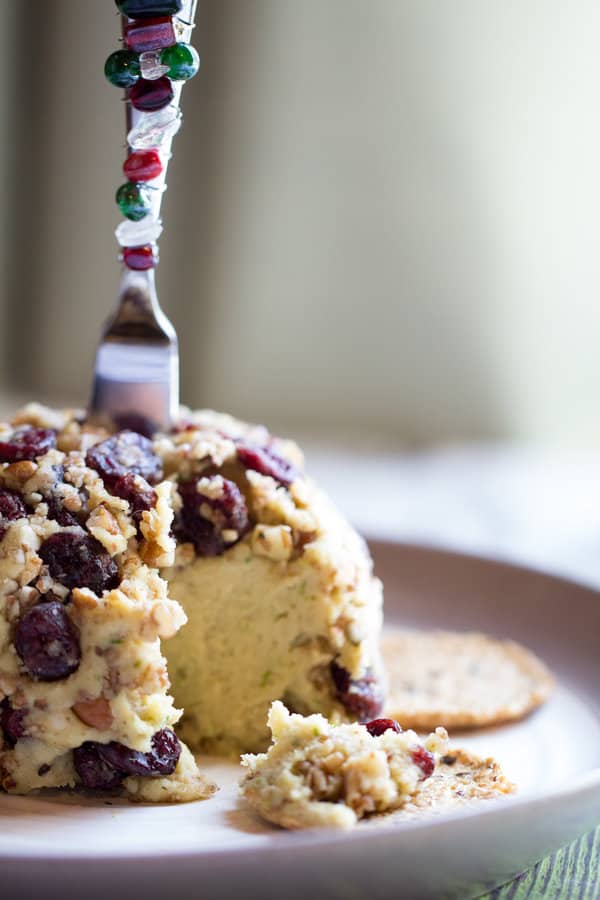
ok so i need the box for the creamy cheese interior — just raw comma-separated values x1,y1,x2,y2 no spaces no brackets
165,482,384,754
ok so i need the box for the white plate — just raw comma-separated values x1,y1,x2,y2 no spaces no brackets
1,542,599,900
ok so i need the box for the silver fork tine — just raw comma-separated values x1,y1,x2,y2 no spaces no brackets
89,0,197,435
89,268,179,435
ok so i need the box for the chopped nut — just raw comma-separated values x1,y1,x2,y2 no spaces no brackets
88,504,120,535
4,461,38,483
251,524,294,561
18,552,42,587
71,588,99,611
86,504,128,555
346,621,366,645
14,586,40,613
62,493,83,513
151,600,186,639
321,751,345,774
72,698,113,731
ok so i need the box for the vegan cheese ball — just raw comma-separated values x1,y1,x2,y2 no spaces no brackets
0,404,385,795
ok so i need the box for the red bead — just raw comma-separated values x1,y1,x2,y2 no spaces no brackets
123,149,163,182
124,17,175,53
129,77,173,112
123,244,157,270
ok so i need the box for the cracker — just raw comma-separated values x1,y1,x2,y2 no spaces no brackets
367,747,515,825
382,627,554,731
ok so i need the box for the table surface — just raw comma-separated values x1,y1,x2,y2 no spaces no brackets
305,440,600,900
483,832,600,899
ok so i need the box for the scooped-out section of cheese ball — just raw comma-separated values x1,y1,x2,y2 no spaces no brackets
159,411,386,755
0,407,214,802
240,702,449,829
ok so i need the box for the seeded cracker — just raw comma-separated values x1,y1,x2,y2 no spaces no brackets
383,628,554,731
363,747,516,825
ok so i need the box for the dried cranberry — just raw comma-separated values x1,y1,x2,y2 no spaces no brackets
73,743,124,791
14,599,81,682
174,515,221,556
364,718,402,737
0,489,27,521
236,442,298,487
111,474,157,524
45,495,80,528
183,477,248,532
146,728,181,774
411,746,435,780
39,533,119,594
0,699,26,746
86,431,163,488
174,477,250,556
97,728,181,777
0,488,27,540
0,427,56,462
74,729,181,791
330,661,384,722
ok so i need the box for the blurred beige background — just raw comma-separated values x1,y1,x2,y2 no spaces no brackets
1,0,600,444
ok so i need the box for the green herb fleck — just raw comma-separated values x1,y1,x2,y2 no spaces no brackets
260,669,273,687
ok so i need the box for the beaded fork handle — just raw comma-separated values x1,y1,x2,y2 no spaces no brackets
89,0,199,435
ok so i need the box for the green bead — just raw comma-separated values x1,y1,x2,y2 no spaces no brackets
105,50,140,88
116,182,152,221
160,43,200,81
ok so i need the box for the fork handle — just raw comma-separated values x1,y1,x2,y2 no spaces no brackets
123,0,198,229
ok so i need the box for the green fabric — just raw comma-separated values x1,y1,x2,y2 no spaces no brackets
479,828,600,899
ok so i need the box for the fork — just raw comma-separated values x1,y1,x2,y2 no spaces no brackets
89,0,198,436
